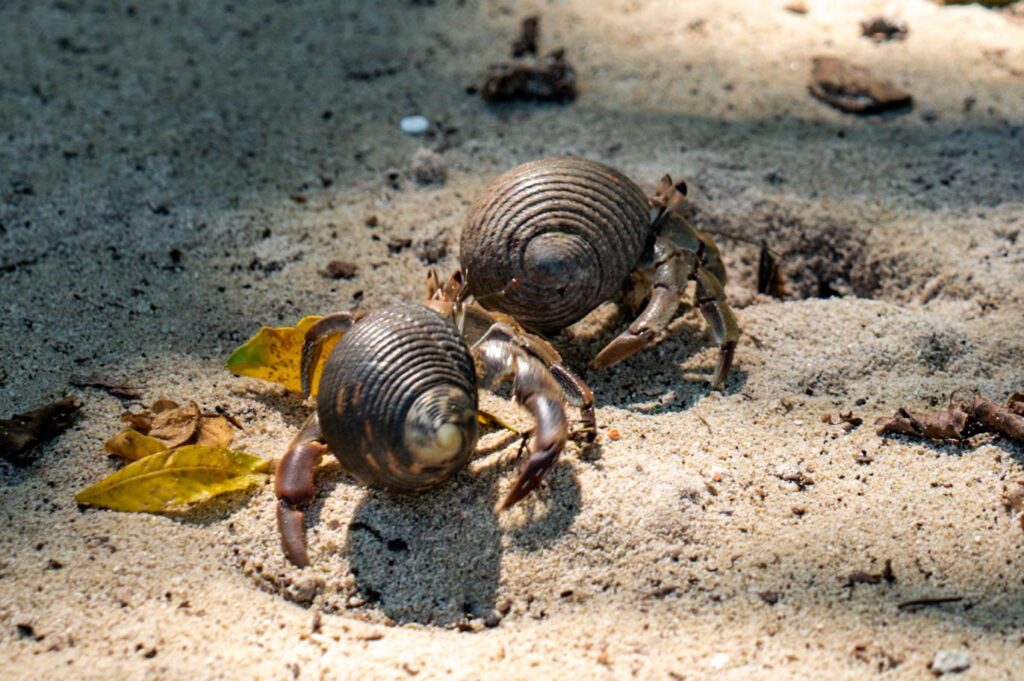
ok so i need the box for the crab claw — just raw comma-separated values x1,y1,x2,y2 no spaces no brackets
275,420,326,568
498,391,567,510
499,437,562,510
277,500,311,568
589,329,653,369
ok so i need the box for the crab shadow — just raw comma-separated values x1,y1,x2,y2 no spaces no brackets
342,454,582,626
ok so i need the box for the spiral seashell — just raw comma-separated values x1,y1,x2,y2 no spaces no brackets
316,304,479,492
461,157,651,333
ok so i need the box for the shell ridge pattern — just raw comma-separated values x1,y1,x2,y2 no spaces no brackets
462,157,650,331
318,304,476,490
358,310,473,439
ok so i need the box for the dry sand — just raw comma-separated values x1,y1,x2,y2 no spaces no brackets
2,0,1023,678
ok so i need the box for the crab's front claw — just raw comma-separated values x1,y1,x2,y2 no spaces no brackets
276,500,311,568
500,443,561,510
589,328,653,369
275,415,327,568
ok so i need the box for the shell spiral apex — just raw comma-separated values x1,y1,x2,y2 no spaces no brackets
461,157,651,333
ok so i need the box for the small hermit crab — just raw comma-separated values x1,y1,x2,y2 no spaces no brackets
275,274,594,567
459,157,739,388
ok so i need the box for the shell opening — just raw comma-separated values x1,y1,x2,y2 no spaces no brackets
404,386,474,467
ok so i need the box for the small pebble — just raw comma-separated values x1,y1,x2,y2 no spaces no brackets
291,576,318,603
930,650,970,675
400,115,430,135
708,653,730,670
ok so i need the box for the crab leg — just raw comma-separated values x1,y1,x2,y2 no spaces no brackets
276,413,328,568
473,326,570,510
454,292,596,444
694,267,739,390
548,362,596,445
590,237,691,369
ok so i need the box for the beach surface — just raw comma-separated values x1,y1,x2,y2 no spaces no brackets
2,1,1023,678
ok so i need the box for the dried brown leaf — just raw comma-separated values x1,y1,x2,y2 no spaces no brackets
151,399,179,414
860,17,908,43
148,402,201,448
481,49,577,103
511,15,539,57
121,412,154,434
1007,393,1024,417
877,390,1024,445
0,396,81,465
809,56,912,114
971,396,1024,443
321,260,358,280
194,415,236,448
876,405,968,440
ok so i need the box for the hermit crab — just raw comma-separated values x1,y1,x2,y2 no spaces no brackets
459,157,739,388
275,274,594,567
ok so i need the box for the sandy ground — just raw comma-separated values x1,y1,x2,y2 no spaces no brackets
2,0,1024,678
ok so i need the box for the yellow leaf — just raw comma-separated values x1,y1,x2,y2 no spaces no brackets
104,429,168,461
75,446,271,513
477,409,519,434
226,316,339,395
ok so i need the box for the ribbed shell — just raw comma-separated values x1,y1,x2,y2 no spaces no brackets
316,304,478,492
461,157,651,333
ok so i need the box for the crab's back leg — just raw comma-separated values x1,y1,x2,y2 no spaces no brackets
276,412,328,568
548,363,596,445
473,326,570,510
694,267,739,390
590,237,691,369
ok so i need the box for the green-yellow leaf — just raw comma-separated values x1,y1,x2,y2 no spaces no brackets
226,316,339,395
75,445,271,512
477,408,519,434
104,428,168,460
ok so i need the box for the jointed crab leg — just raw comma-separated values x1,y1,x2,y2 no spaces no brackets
548,362,596,444
694,267,738,389
276,412,327,568
278,314,367,567
590,237,690,370
431,268,597,444
473,325,570,510
590,173,739,388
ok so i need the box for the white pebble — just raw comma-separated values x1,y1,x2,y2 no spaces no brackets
400,115,430,135
708,653,730,670
931,650,971,675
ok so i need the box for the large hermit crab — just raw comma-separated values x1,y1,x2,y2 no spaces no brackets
275,274,594,566
459,157,739,388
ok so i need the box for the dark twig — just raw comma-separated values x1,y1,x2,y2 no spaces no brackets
897,596,963,611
